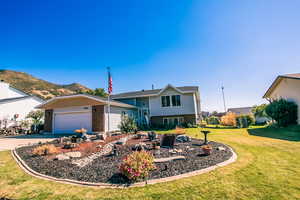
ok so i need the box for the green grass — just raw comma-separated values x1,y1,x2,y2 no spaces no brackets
1,126,300,200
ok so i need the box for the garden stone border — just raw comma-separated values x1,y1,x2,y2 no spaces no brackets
12,142,237,188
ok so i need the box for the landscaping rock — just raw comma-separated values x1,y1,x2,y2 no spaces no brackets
55,154,70,160
65,151,82,158
154,156,186,163
116,137,127,145
217,146,226,151
176,135,191,143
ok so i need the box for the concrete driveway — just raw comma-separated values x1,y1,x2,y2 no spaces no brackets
0,134,58,151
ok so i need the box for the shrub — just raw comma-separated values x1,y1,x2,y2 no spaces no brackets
265,99,298,127
32,144,59,156
236,114,255,128
206,116,220,125
119,116,138,133
26,110,44,125
119,151,156,182
221,112,237,126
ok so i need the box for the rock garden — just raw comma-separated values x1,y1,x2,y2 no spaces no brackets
15,129,234,185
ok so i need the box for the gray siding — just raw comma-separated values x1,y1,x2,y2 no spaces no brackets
149,88,196,117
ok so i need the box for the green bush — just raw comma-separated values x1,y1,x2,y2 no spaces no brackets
236,115,255,128
119,116,138,133
206,116,220,125
265,99,298,127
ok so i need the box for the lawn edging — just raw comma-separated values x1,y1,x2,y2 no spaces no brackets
12,143,237,188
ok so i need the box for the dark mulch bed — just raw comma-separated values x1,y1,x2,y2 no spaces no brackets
16,138,233,184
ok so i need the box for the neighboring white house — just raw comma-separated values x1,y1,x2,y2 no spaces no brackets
111,84,201,127
38,84,201,134
0,80,44,128
263,73,300,124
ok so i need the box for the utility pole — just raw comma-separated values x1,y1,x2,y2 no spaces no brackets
221,86,227,113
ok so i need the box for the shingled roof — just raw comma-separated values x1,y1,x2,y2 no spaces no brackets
111,85,199,99
263,73,300,98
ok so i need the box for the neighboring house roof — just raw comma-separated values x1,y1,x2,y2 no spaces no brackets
227,107,253,115
0,96,32,104
263,73,300,98
0,95,44,105
111,84,199,99
36,94,136,109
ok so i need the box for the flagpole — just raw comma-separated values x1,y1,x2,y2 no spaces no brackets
107,67,111,135
107,93,110,135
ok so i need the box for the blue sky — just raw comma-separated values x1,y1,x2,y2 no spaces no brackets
1,0,300,112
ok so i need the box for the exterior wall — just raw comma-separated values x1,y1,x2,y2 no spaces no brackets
150,114,196,126
269,78,300,123
149,88,196,117
0,82,26,99
0,97,42,123
104,106,136,132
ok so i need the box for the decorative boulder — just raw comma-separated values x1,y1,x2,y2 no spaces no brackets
148,131,157,141
116,137,127,145
132,142,147,151
96,133,106,141
55,154,70,161
176,135,191,143
217,146,226,151
65,151,82,158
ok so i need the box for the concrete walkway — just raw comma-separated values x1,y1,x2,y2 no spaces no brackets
0,134,58,151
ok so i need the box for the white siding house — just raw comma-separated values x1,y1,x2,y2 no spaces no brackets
0,81,44,128
264,73,300,124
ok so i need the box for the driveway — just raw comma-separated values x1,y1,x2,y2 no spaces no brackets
0,134,58,151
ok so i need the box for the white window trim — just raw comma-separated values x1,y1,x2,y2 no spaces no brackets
160,95,182,108
163,117,184,125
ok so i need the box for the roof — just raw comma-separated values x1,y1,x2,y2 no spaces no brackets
36,94,137,109
0,96,32,104
263,73,300,98
227,107,253,115
111,85,199,99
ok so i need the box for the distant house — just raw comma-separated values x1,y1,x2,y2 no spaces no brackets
227,107,269,124
263,73,300,124
0,80,44,128
39,84,201,134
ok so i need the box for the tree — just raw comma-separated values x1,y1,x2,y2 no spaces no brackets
252,104,268,118
26,110,44,125
221,112,237,126
86,88,107,97
265,99,298,127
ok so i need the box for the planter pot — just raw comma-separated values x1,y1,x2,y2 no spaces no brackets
202,148,212,155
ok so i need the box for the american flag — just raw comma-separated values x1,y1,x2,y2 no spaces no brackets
108,67,113,94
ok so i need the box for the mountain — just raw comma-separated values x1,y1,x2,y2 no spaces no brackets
0,70,92,99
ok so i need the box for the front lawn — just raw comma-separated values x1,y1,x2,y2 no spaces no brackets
1,126,300,200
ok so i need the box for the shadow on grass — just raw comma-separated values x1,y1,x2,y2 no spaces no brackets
247,126,300,142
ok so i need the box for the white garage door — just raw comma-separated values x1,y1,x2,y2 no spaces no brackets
54,112,92,133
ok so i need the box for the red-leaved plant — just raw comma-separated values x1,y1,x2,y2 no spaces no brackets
119,151,156,182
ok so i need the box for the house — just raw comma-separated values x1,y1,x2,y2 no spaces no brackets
0,80,44,128
38,84,201,134
37,94,137,134
263,73,300,124
227,107,268,124
111,84,201,127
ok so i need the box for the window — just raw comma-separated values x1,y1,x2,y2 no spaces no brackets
162,95,181,107
163,118,169,125
161,96,170,107
171,95,181,106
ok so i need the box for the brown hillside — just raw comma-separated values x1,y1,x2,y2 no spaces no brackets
0,69,92,99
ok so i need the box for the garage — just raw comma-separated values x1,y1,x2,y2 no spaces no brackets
53,111,92,133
